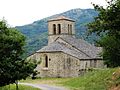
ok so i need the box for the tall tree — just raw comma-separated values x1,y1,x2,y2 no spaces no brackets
87,0,120,67
0,20,37,88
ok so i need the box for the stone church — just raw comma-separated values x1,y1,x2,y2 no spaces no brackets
28,16,105,77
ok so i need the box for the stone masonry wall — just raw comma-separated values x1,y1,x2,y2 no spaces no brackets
48,20,75,44
32,52,105,78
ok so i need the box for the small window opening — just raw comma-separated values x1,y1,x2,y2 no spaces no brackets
45,55,48,67
53,24,56,35
68,24,70,34
58,24,61,34
70,25,72,34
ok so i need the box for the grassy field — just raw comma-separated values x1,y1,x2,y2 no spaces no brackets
0,84,40,90
62,68,115,90
20,68,120,90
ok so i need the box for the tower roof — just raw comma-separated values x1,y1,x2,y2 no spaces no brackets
48,16,75,22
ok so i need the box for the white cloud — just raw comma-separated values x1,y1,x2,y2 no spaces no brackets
0,0,107,26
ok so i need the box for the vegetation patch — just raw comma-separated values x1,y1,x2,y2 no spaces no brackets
21,77,70,85
0,84,40,90
61,68,118,90
20,68,120,90
108,68,120,90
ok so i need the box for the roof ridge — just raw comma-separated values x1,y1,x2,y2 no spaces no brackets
36,41,92,59
48,16,75,22
56,37,92,58
56,42,91,59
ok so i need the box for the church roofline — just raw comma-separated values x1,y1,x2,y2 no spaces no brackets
54,36,102,59
36,41,93,59
36,36,102,59
36,51,102,60
48,16,75,22
54,37,92,58
48,34,75,36
36,51,62,53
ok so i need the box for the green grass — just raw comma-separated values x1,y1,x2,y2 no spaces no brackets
61,68,116,90
21,77,70,85
0,84,40,90
20,68,118,90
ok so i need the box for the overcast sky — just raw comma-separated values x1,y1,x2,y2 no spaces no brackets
0,0,107,26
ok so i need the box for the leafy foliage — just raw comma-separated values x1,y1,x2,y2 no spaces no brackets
88,0,120,67
0,20,37,87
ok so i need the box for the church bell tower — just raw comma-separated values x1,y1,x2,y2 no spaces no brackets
48,16,75,44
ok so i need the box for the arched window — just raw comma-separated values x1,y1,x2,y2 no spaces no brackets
68,24,70,34
53,24,56,35
45,55,48,67
58,24,61,34
70,25,72,34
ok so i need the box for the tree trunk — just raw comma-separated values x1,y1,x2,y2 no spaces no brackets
15,81,19,90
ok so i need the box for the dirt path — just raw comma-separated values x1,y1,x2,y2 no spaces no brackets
19,83,67,90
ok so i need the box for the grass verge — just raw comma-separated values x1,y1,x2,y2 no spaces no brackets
0,84,40,90
61,68,116,90
20,77,70,85
20,68,120,90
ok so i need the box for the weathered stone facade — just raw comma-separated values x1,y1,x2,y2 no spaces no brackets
34,52,104,78
48,16,75,44
28,16,105,77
